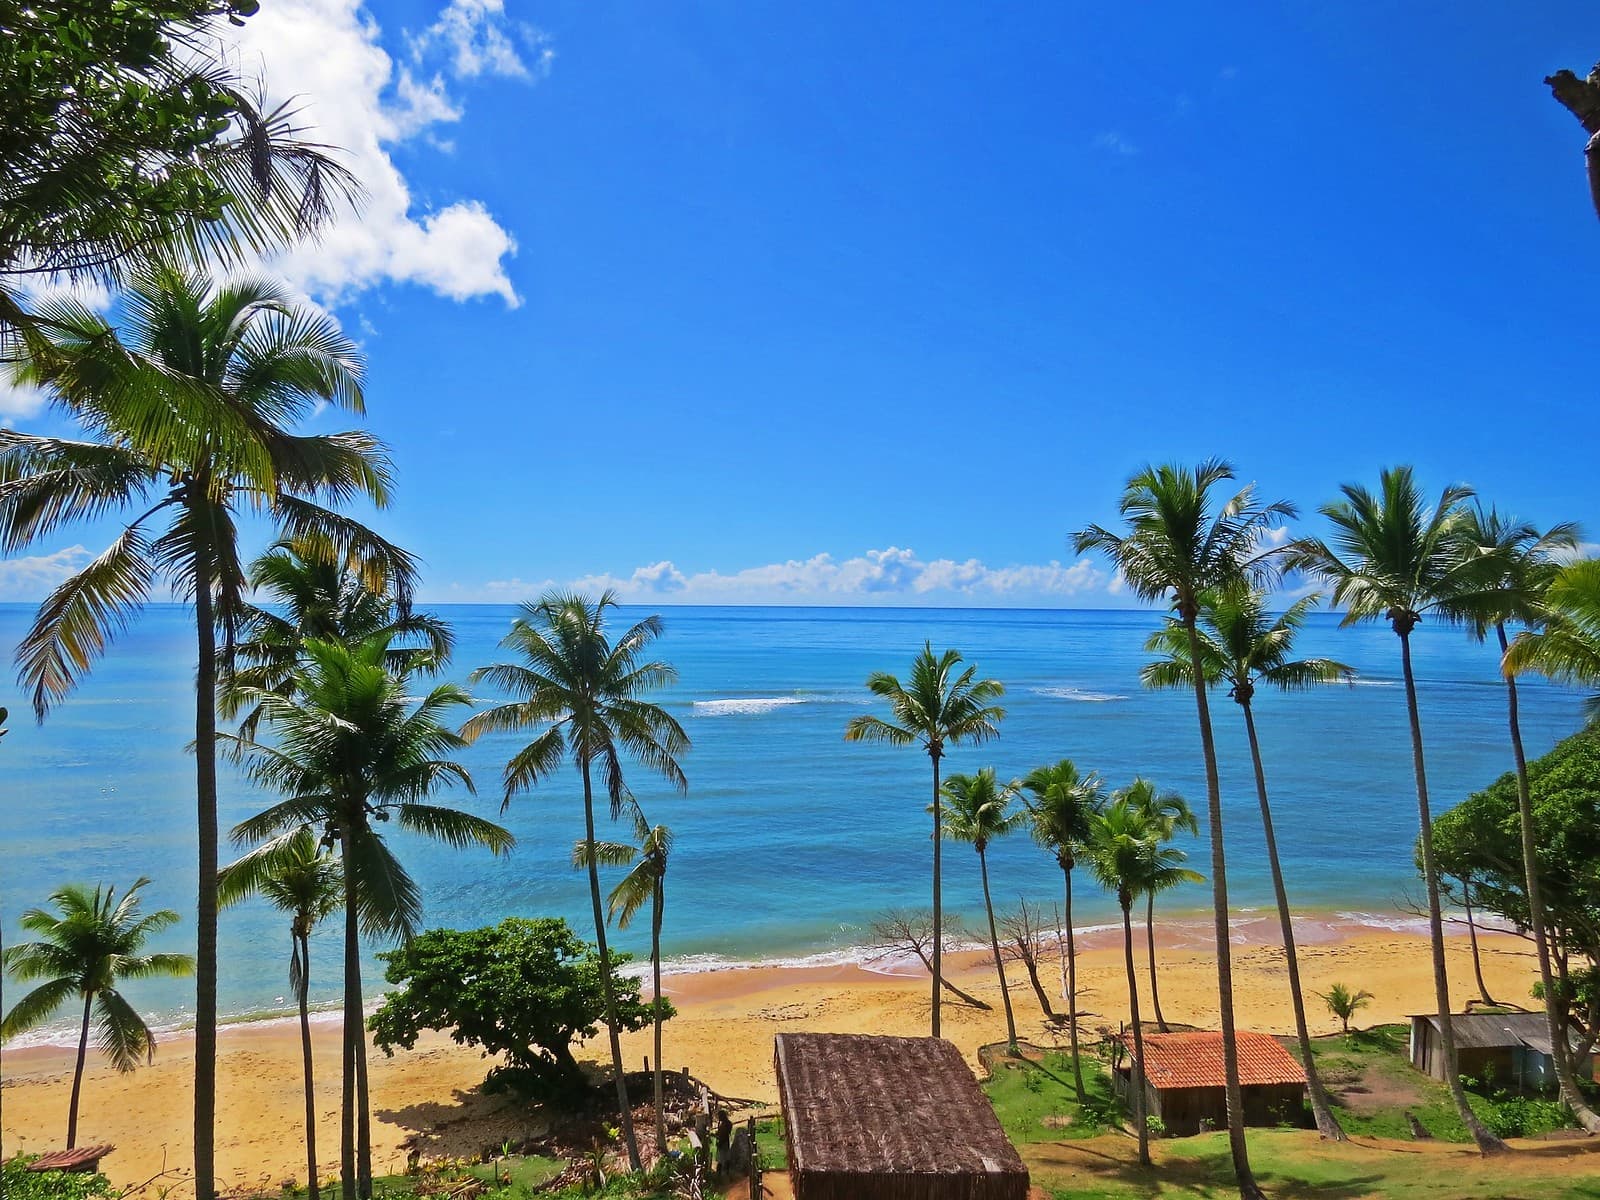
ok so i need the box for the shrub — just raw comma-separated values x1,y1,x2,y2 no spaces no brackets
0,1158,114,1200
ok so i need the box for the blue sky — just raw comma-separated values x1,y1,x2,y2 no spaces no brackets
4,1,1598,606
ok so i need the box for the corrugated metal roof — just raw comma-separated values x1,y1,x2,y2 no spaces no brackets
1118,1031,1307,1089
1412,1012,1577,1051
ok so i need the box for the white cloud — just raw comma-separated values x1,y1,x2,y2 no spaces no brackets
1093,131,1139,157
223,0,532,307
408,0,553,81
0,378,49,423
0,545,91,600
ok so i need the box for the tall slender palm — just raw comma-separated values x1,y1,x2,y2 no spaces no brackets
1118,779,1197,1034
1,264,410,1197
1,879,192,1148
1288,466,1507,1154
1085,799,1200,1169
574,802,675,1156
1074,459,1292,1199
1142,586,1353,1138
1505,558,1600,715
940,769,1027,1052
463,590,688,1172
845,643,1005,1039
1020,759,1105,1099
227,634,514,1200
1458,508,1600,1131
219,829,345,1199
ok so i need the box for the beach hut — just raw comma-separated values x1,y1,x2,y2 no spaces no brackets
1113,1030,1307,1136
1408,1012,1593,1091
773,1032,1029,1200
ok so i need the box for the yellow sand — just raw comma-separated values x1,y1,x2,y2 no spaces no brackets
0,929,1542,1192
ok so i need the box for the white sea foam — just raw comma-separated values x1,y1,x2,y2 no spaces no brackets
1030,686,1128,702
691,697,808,716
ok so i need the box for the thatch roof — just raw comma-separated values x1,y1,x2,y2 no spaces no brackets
1117,1031,1307,1090
1411,1012,1586,1055
773,1032,1028,1200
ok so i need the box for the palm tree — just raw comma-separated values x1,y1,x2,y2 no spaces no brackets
219,829,344,1200
940,769,1027,1052
1020,758,1105,1099
1506,559,1600,717
1460,510,1600,1132
463,590,688,1173
573,802,675,1156
1316,984,1373,1035
844,643,1005,1039
1,879,192,1148
1141,585,1353,1139
1074,459,1292,1199
1288,466,1507,1154
227,634,514,1200
1117,779,1197,1035
1,263,410,1197
1085,799,1200,1169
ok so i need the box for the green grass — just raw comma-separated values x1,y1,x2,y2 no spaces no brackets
753,1117,788,1170
983,1050,1122,1144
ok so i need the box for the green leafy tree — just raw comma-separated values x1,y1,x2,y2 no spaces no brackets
1117,779,1198,1035
844,643,1005,1040
463,591,688,1173
1020,758,1105,1099
1316,984,1374,1035
227,634,513,1200
574,802,675,1154
939,768,1026,1052
1142,585,1352,1139
369,918,661,1099
1,263,408,1198
1075,459,1292,1199
1,879,192,1147
1289,466,1508,1154
218,829,343,1200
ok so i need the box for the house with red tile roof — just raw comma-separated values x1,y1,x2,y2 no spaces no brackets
1112,1030,1308,1136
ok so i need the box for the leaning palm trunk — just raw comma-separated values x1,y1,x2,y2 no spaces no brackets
930,749,944,1039
339,828,360,1200
1144,893,1168,1033
1061,867,1086,1101
1498,625,1600,1131
581,761,643,1170
296,932,322,1200
1460,875,1496,1006
1182,618,1263,1198
1120,896,1150,1168
194,574,220,1200
1239,702,1346,1140
67,993,92,1148
1398,629,1508,1154
651,878,667,1156
977,847,1019,1051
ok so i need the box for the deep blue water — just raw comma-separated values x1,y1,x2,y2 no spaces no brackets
0,602,1584,1038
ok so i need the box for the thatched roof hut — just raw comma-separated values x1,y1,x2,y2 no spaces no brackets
773,1032,1029,1200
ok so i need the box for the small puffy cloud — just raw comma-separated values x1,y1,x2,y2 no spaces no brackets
0,379,49,423
0,545,91,600
1093,131,1139,157
409,0,553,81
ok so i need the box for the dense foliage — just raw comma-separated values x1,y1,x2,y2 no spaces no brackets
0,1157,114,1200
369,918,664,1098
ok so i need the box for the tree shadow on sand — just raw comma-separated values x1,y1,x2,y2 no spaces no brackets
375,1087,553,1163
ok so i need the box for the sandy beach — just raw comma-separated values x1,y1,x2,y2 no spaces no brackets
0,923,1544,1192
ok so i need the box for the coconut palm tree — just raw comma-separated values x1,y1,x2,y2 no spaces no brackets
1288,466,1507,1154
574,802,675,1156
1459,509,1600,1132
1117,779,1197,1035
227,634,513,1200
1020,758,1105,1099
1316,984,1373,1035
845,644,1005,1039
463,591,688,1172
940,769,1027,1052
1084,799,1200,1168
1,879,192,1148
1141,585,1353,1139
1506,559,1600,717
1074,459,1293,1198
1,263,410,1197
219,829,344,1200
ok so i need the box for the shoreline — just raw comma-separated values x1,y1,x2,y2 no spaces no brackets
0,924,1542,1190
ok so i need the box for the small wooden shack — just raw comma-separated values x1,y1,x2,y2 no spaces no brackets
1114,1031,1307,1136
773,1032,1029,1200
1409,1012,1593,1090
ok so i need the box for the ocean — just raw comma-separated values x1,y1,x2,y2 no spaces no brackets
0,602,1582,1040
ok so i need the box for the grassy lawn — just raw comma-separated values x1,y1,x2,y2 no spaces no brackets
983,1048,1123,1144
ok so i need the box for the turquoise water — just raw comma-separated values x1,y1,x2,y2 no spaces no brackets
0,602,1584,1038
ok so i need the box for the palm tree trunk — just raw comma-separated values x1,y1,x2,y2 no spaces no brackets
1461,875,1496,1006
930,748,943,1040
651,878,667,1157
297,932,321,1200
1121,898,1150,1168
1144,892,1168,1033
194,572,220,1200
977,847,1018,1051
1398,628,1508,1154
1063,866,1086,1102
67,992,92,1148
1239,702,1346,1140
1182,616,1262,1199
1497,624,1600,1131
355,1004,372,1199
339,828,359,1200
581,758,643,1171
